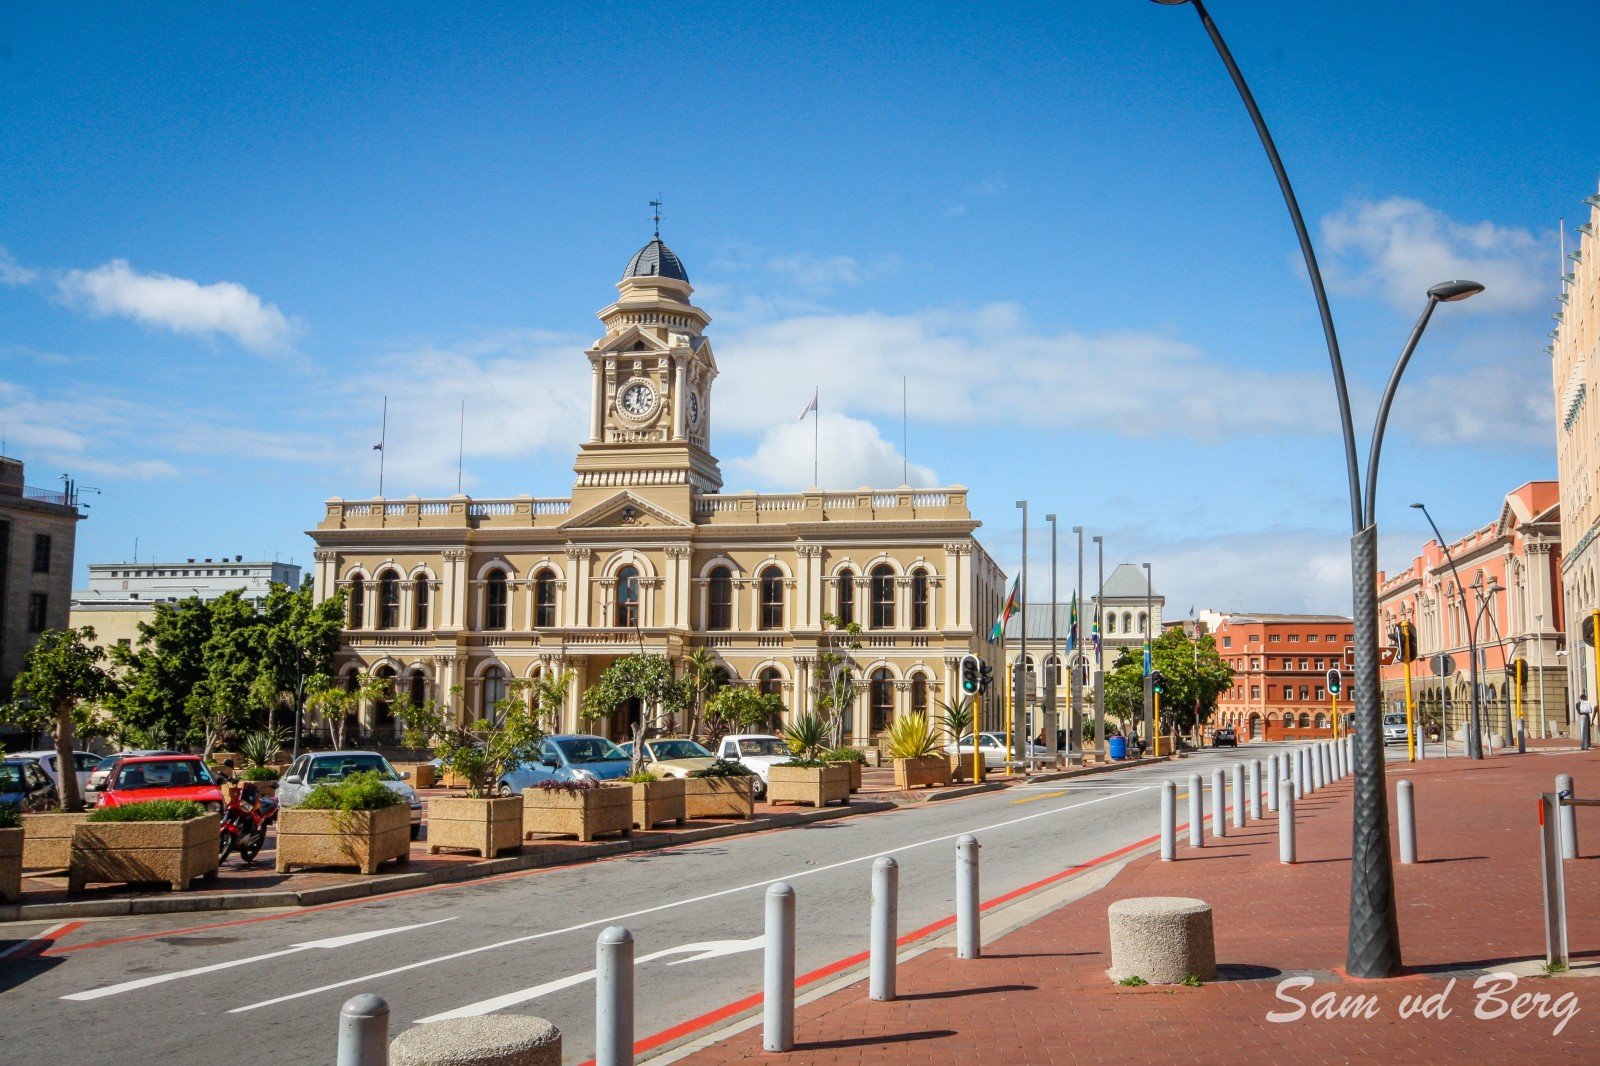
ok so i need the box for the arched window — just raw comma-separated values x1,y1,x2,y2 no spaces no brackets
616,566,639,628
1314,713,1328,728
1297,712,1311,728
911,673,928,715
759,666,784,705
377,570,400,630
374,665,396,729
485,570,509,630
481,665,508,722
760,566,785,630
348,575,365,628
870,668,894,734
708,566,732,630
1282,712,1294,727
413,575,430,630
870,565,895,629
408,668,427,707
1137,612,1148,634
1044,654,1061,686
910,568,929,630
836,569,855,625
535,570,557,629
1105,612,1116,635
1122,611,1133,633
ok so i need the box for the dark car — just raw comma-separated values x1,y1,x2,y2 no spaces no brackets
1,758,59,812
1211,727,1238,748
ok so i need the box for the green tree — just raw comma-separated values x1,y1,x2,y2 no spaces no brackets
399,680,550,797
580,655,690,772
1103,649,1146,736
110,595,215,742
8,627,119,810
704,685,785,738
254,582,345,737
1149,627,1234,737
189,591,264,759
813,613,861,748
305,672,390,750
680,647,728,740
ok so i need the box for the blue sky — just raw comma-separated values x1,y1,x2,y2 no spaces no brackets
2,1,1592,616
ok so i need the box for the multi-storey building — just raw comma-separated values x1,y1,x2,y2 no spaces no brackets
309,235,1007,745
1210,614,1355,741
1377,481,1564,743
69,556,304,655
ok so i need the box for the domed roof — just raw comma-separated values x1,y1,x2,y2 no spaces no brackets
623,238,689,283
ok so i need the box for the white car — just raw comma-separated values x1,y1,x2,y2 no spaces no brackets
944,732,1047,769
714,734,793,798
1382,713,1410,745
278,750,423,839
15,750,100,797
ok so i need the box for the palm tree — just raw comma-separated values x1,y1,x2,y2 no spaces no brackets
529,670,574,732
681,648,726,740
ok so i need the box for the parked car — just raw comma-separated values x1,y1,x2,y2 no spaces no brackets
1211,727,1238,748
14,749,101,798
714,734,796,798
0,758,58,812
944,732,1047,769
618,738,717,779
1382,712,1410,745
86,750,185,801
498,735,632,795
278,751,423,839
95,756,224,813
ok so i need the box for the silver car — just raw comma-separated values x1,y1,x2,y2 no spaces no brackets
278,751,423,839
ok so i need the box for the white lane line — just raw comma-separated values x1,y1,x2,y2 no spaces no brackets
229,786,1149,1014
0,921,75,961
62,918,458,1002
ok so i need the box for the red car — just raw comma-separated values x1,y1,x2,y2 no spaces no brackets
95,756,224,813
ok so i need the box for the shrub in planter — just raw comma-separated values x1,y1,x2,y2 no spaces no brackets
277,771,411,875
885,714,951,789
767,760,850,808
685,760,756,820
522,778,632,842
824,747,866,792
69,800,219,893
627,772,686,829
0,804,20,904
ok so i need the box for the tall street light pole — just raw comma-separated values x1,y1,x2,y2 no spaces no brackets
1151,0,1484,979
1016,500,1028,773
1046,513,1059,767
1094,535,1106,758
1073,524,1085,765
1142,562,1154,751
1411,503,1486,759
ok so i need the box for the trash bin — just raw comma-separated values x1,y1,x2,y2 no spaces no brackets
1109,735,1128,760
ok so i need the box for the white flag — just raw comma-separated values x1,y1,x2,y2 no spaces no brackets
798,389,817,421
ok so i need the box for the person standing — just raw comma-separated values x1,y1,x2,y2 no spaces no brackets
1579,693,1594,751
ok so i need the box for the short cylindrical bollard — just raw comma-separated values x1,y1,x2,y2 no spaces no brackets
1188,773,1204,847
1558,774,1579,860
1249,759,1262,821
765,883,796,1052
1397,780,1416,864
595,927,633,1066
1265,755,1278,813
1231,763,1245,827
1311,744,1325,790
1211,768,1227,839
1278,780,1295,864
338,994,389,1066
1292,748,1304,799
390,1016,561,1066
870,856,898,1001
1160,780,1177,861
1334,740,1344,780
956,835,981,958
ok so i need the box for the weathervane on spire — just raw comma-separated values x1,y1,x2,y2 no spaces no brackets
649,198,662,239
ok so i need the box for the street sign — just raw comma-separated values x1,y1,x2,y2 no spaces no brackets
1343,645,1355,668
1379,646,1398,666
1429,653,1456,677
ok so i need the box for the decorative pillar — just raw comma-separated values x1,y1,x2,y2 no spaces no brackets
672,360,688,439
441,548,468,632
590,363,605,442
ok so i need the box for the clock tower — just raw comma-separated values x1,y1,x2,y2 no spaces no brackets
571,236,722,516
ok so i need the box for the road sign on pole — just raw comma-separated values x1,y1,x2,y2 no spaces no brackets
1379,646,1398,666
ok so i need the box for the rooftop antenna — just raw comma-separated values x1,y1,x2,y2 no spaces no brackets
650,198,662,239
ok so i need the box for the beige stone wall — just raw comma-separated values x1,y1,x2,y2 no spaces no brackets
0,493,82,694
1556,188,1600,698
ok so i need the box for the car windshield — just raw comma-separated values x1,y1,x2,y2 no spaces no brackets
649,740,712,761
307,755,400,783
737,738,789,757
114,759,213,789
1383,715,1407,726
556,737,628,764
94,756,120,772
0,765,25,791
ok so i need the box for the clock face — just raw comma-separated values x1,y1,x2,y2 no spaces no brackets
618,380,657,418
687,391,700,425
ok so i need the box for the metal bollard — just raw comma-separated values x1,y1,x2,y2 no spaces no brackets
1558,774,1579,860
870,856,898,1001
1160,780,1177,861
1397,780,1416,864
764,882,796,1052
337,994,389,1066
1265,755,1278,813
1278,780,1295,864
1232,763,1245,827
956,835,981,958
1211,768,1227,839
595,927,634,1066
1249,759,1262,821
1188,773,1204,847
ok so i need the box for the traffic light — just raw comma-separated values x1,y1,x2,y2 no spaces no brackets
1510,658,1529,686
1326,668,1342,697
1150,669,1165,694
1396,621,1419,662
978,661,994,693
959,654,981,696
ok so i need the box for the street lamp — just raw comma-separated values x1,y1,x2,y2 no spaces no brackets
1411,503,1491,759
1142,561,1154,751
1046,513,1059,767
1093,534,1106,756
1015,500,1029,774
1151,0,1484,979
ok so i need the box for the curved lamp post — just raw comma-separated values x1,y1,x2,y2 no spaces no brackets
1151,0,1484,979
1411,503,1494,759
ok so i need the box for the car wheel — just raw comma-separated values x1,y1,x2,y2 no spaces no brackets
498,782,514,797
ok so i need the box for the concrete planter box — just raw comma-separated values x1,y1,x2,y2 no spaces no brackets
0,827,21,903
426,796,522,857
826,761,863,792
410,763,439,788
276,804,411,874
68,813,221,893
948,753,986,783
522,785,632,842
893,755,952,790
767,763,850,808
684,776,756,820
20,811,93,871
633,778,687,829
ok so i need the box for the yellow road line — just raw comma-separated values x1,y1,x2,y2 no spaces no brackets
1009,790,1067,805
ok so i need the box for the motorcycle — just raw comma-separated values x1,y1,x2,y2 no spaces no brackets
219,781,278,864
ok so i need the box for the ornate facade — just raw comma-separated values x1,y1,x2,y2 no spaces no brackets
308,237,1006,744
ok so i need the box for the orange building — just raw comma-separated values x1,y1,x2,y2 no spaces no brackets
1210,614,1355,742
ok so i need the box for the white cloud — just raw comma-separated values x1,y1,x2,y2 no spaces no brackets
1158,530,1356,617
57,259,300,353
1392,364,1554,448
724,410,937,491
1320,197,1550,314
0,246,38,286
763,252,898,293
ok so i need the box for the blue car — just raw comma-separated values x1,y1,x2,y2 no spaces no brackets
497,734,633,794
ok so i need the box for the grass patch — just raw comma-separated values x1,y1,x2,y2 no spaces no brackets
300,770,403,811
87,800,207,822
1118,975,1149,987
1181,973,1204,987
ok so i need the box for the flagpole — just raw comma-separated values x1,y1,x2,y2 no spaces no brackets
813,386,819,487
377,395,388,497
902,375,908,485
456,398,465,494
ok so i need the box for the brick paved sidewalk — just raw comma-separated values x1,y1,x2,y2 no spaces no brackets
667,749,1600,1065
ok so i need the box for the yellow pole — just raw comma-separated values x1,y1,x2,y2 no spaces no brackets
974,693,983,783
1005,670,1014,776
1404,656,1416,762
1331,691,1338,739
1153,690,1162,755
1516,664,1524,743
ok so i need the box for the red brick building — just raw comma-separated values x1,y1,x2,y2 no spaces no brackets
1210,613,1354,742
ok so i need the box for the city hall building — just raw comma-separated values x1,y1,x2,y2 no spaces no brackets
309,236,1007,745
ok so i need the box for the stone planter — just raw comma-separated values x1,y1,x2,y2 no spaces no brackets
683,776,755,820
68,813,221,893
948,753,987,783
21,811,93,871
767,763,850,808
521,784,632,842
893,755,951,790
276,804,411,874
827,761,863,792
633,778,687,829
411,763,438,788
426,796,522,857
0,826,21,903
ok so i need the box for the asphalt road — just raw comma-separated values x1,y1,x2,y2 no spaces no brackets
1,748,1277,1065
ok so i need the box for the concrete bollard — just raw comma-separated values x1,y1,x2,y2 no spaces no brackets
1311,744,1325,790
1249,759,1262,821
1335,740,1345,780
1160,780,1176,861
1232,763,1245,828
1397,780,1416,864
765,882,796,1052
595,927,633,1066
1266,754,1279,813
391,1017,562,1066
1211,768,1227,839
1292,748,1304,799
338,994,389,1066
956,835,981,958
1188,773,1204,847
1558,774,1579,860
870,856,898,1001
1278,780,1295,864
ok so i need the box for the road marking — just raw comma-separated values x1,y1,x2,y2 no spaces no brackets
228,786,1150,1014
61,917,457,1002
0,921,83,961
1009,790,1066,804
